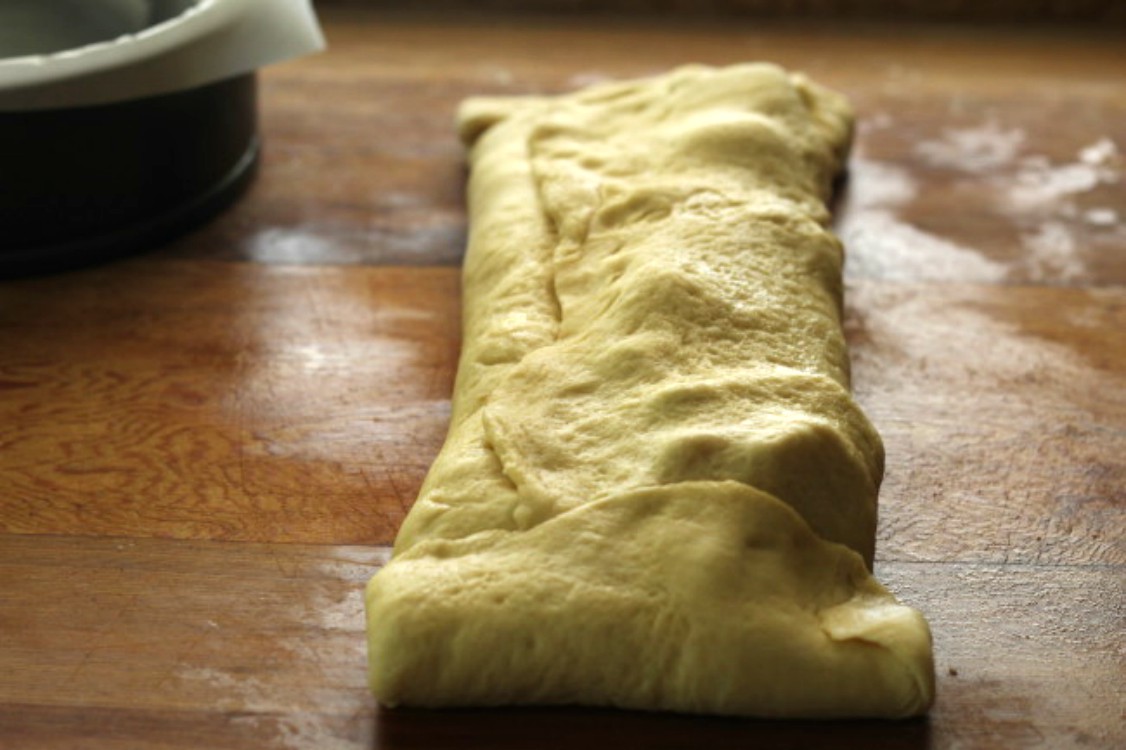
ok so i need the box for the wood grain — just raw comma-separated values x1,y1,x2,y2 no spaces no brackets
0,8,1124,749
0,535,1120,749
0,263,459,544
851,282,1126,566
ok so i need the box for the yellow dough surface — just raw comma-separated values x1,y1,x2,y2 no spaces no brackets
365,64,935,718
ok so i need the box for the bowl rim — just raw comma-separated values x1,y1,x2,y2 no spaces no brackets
0,0,227,91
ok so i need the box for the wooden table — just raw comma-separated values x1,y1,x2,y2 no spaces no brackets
2,10,1123,749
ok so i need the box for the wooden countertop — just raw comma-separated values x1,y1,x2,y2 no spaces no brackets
2,10,1123,749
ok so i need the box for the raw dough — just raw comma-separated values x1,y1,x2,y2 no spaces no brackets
365,64,934,718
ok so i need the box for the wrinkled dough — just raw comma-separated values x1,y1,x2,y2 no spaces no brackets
367,63,935,718
370,483,933,717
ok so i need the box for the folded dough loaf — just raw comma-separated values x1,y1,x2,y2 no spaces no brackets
365,64,935,718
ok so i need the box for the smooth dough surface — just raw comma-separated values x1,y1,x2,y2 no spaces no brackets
365,63,935,718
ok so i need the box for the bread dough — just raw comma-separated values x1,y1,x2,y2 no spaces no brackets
365,64,935,718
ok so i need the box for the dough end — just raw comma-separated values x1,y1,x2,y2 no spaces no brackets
366,482,934,718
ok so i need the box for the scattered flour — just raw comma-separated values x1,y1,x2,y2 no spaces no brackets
840,154,1008,282
915,121,1026,173
906,125,1122,283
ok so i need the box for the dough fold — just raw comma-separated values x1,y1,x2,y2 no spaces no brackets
365,64,935,718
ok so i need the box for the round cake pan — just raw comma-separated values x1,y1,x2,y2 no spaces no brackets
0,1,259,277
0,74,258,277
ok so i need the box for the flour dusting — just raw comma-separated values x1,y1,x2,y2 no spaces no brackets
841,155,1007,282
1021,221,1085,282
915,121,1026,173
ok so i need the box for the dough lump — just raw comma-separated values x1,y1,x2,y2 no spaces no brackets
365,64,935,718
